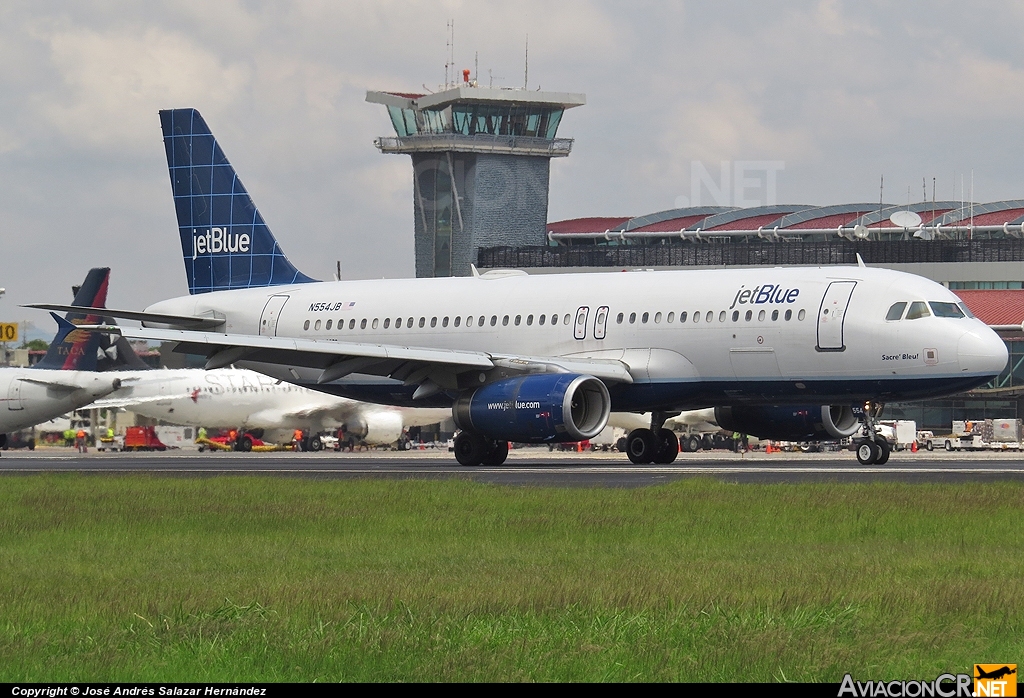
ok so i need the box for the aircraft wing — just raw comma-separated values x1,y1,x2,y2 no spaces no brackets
20,377,103,392
87,325,633,398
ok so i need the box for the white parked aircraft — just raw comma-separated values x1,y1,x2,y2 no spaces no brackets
94,366,448,450
32,109,1009,467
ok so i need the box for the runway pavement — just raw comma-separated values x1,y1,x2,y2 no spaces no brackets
3,447,1024,485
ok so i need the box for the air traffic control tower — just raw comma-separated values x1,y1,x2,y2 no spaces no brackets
367,77,585,277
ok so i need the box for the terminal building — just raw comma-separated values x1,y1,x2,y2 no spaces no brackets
368,78,1024,431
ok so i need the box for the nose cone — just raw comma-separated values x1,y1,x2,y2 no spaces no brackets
958,327,1008,376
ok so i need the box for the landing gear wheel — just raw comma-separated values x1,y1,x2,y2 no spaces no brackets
481,440,509,466
626,428,659,465
454,432,488,467
654,428,679,464
874,437,890,465
309,435,323,452
681,434,700,453
944,440,954,452
856,439,879,465
237,435,253,452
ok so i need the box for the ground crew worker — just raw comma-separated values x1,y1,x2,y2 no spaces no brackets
75,429,87,453
293,428,304,451
197,426,207,442
63,428,74,447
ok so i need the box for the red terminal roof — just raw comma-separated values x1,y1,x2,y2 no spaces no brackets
631,215,715,232
547,217,631,234
954,290,1024,326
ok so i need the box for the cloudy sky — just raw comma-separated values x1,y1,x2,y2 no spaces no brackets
3,1,1024,337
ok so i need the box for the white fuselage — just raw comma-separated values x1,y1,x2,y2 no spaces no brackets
93,367,449,444
0,369,121,434
145,266,1008,411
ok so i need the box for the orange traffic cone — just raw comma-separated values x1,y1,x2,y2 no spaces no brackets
765,443,773,454
911,440,918,452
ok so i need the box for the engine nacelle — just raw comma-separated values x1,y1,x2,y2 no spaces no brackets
453,373,610,443
342,410,404,445
714,404,861,442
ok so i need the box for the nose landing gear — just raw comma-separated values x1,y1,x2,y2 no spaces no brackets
854,401,890,465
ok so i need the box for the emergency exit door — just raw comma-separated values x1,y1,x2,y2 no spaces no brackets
816,281,856,352
7,379,23,410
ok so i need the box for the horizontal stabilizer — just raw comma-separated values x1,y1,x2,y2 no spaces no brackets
24,304,225,330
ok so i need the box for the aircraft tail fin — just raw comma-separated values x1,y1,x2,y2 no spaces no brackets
33,267,152,372
158,108,316,295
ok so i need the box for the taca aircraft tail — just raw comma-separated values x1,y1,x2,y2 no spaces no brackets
33,267,152,372
158,108,316,295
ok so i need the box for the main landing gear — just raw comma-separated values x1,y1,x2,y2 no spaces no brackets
625,411,680,465
853,401,890,465
454,431,509,467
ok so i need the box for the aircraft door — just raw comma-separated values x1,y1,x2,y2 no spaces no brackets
594,306,609,340
259,295,290,337
574,306,590,340
816,281,857,352
7,379,23,410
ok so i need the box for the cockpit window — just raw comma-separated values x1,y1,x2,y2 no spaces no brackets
957,302,976,319
885,302,907,321
905,301,931,320
929,302,965,318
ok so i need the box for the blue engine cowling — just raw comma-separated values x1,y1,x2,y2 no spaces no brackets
453,373,611,443
714,405,861,441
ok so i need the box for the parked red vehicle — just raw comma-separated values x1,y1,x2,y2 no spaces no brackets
123,426,167,451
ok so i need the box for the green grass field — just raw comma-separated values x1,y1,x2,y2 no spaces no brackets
0,475,1021,682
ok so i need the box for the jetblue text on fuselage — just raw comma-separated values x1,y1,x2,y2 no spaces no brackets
191,228,251,260
729,284,800,310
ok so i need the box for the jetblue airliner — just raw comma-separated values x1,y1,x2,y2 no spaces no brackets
32,109,1008,467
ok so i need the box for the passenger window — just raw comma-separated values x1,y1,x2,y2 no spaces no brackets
396,317,403,328
718,311,726,322
407,317,413,328
442,317,449,327
906,301,930,320
491,316,497,326
479,315,486,326
798,309,806,320
731,311,739,322
886,302,907,321
771,310,778,322
744,310,752,321
454,316,461,327
514,315,521,326
616,313,624,324
383,318,390,329
360,319,367,330
303,320,310,331
680,311,687,323
784,310,792,321
418,317,425,328
430,317,438,328
326,319,332,330
706,311,713,323
694,312,700,323
642,312,649,324
372,318,379,329
564,314,571,325
314,319,321,331
502,315,509,326
757,310,765,321
539,315,546,325
629,312,636,324
526,314,533,326
667,312,674,323
929,302,964,318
